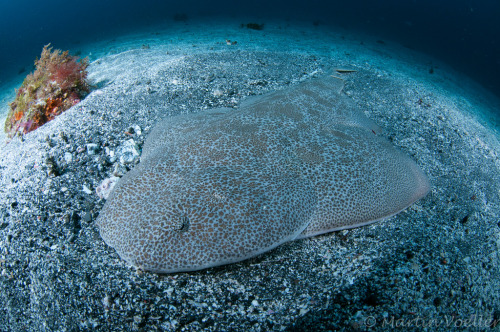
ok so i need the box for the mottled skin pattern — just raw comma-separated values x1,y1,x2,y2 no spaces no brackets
96,75,430,273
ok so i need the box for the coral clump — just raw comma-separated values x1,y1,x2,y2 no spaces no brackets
4,44,90,137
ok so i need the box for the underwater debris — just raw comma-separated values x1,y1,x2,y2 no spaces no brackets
335,68,358,74
96,176,120,200
4,44,90,138
242,23,264,30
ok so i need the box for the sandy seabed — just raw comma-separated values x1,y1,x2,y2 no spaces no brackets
0,19,499,331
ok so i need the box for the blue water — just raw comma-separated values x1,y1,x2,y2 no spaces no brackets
1,0,499,99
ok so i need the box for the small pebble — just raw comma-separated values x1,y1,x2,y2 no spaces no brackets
82,185,92,194
113,163,127,177
86,143,99,155
64,152,73,163
117,139,140,164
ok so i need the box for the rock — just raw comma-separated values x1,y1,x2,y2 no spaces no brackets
112,163,127,177
64,152,73,163
82,185,92,194
116,139,140,164
86,143,99,155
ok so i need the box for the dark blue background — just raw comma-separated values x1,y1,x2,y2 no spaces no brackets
1,0,499,97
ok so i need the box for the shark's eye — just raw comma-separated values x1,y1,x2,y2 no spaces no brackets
175,215,190,233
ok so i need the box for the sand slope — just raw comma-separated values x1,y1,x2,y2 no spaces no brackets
0,21,499,331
